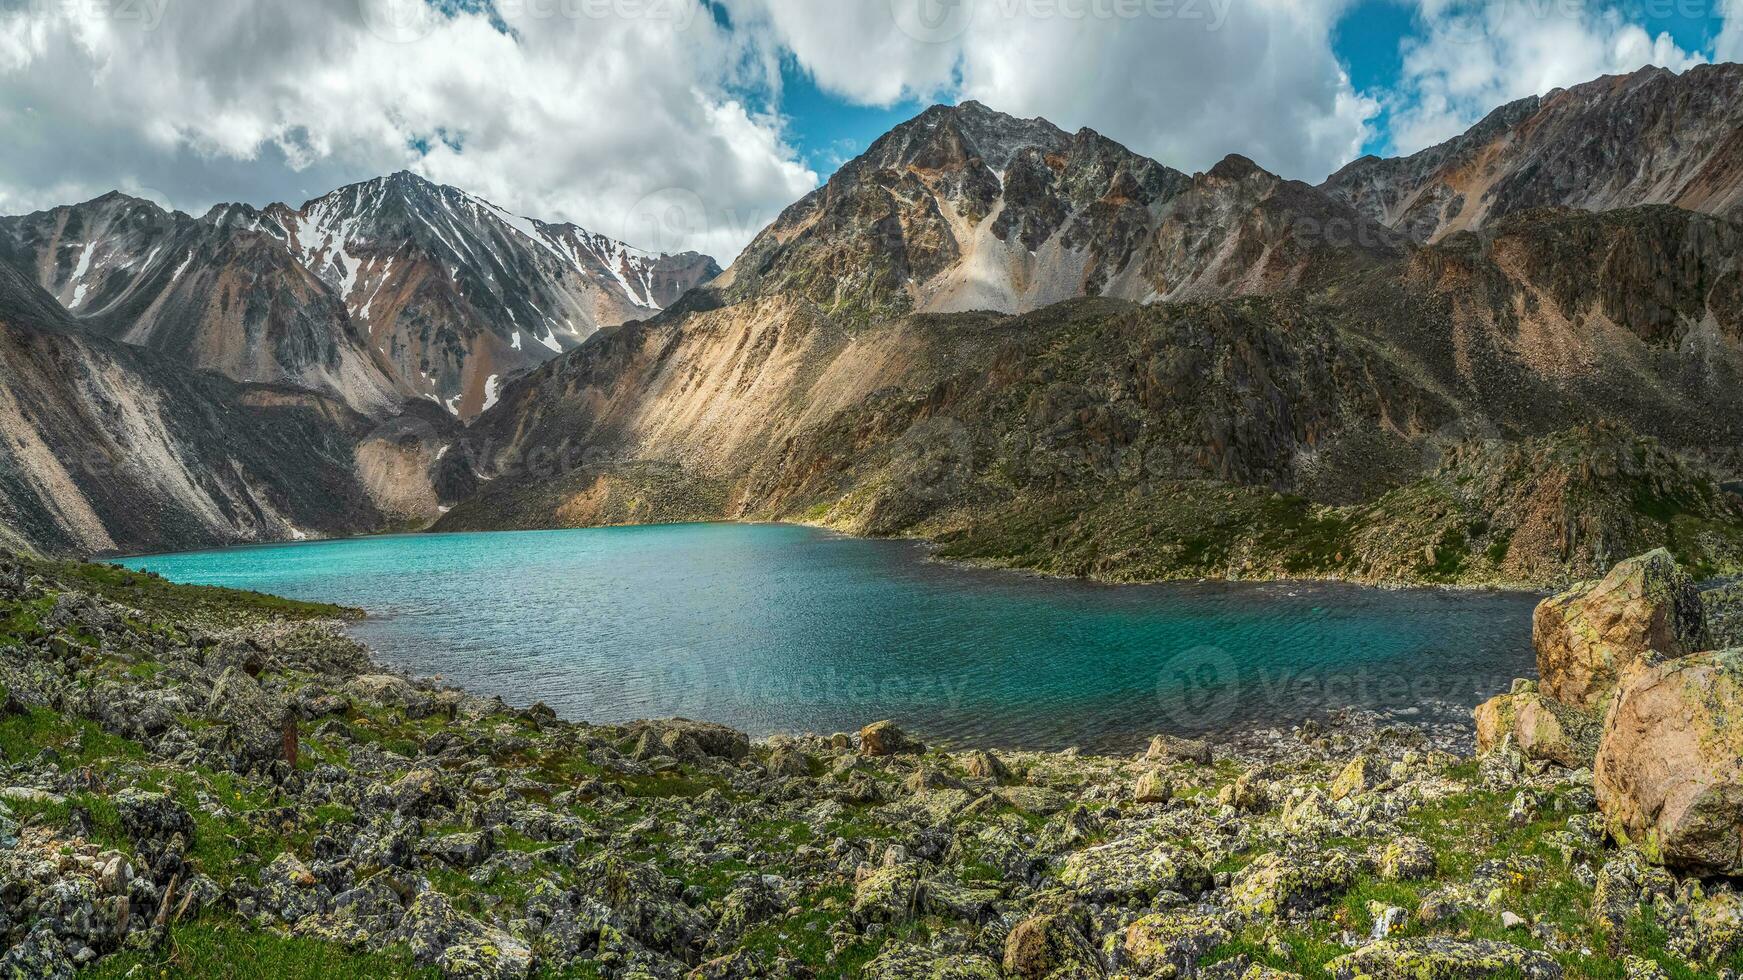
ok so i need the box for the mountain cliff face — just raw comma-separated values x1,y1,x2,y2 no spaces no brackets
716,101,1402,319
0,259,441,556
0,174,721,418
448,88,1743,585
1321,64,1743,243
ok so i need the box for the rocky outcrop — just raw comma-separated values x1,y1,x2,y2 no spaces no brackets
1595,650,1743,875
1532,550,1708,708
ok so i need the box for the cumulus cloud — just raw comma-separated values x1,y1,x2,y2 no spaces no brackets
739,0,1377,181
1719,0,1743,62
1384,0,1708,154
0,0,817,261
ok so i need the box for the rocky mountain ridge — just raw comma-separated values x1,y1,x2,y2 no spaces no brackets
715,101,1404,320
0,173,722,418
1321,63,1743,243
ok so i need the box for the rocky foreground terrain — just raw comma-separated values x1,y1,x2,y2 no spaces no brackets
3,548,1743,978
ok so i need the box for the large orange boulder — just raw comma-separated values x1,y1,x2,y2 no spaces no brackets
1533,550,1707,708
1595,650,1743,874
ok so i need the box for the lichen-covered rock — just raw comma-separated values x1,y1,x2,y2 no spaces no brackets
1704,581,1743,649
1059,836,1211,903
859,720,925,757
255,852,330,925
1003,913,1104,979
1326,937,1562,979
1595,650,1743,874
863,943,1003,979
209,666,293,766
1329,754,1383,800
1122,912,1230,976
1533,550,1707,708
1231,850,1357,919
626,719,750,761
386,768,453,817
0,923,75,980
1473,691,1596,767
1145,733,1213,765
853,864,923,922
1377,836,1437,881
572,853,705,958
961,749,1012,783
114,788,195,845
1133,770,1172,804
389,891,532,980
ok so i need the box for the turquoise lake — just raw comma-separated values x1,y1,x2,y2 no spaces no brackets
117,523,1540,751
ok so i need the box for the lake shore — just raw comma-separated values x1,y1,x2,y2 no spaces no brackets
3,551,1739,978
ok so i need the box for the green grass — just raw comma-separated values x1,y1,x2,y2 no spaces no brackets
84,921,438,979
34,559,361,626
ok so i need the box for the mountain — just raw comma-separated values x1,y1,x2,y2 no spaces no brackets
0,257,467,556
0,174,721,418
1321,64,1743,243
441,92,1743,587
714,101,1404,319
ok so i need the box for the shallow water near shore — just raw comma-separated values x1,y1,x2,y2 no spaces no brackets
117,523,1540,752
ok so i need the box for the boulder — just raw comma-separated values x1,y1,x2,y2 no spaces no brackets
1122,912,1230,976
1145,733,1213,765
1002,913,1103,980
256,853,330,925
390,891,532,980
1377,836,1437,881
961,749,1012,783
1230,850,1357,919
1473,690,1597,767
1533,550,1707,708
863,944,1002,980
1327,937,1561,979
209,666,293,765
1059,836,1211,904
1133,770,1172,804
860,720,925,757
1329,754,1383,800
626,719,750,761
1595,650,1743,874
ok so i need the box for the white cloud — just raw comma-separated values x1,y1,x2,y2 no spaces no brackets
737,0,1377,182
1719,0,1743,62
0,0,817,262
1385,0,1708,155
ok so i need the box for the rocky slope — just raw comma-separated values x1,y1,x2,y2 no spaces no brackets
0,174,721,418
2,551,1742,978
715,102,1404,319
1321,64,1743,243
0,259,463,556
447,201,1743,587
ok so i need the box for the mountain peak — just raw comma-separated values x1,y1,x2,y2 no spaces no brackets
863,100,1071,173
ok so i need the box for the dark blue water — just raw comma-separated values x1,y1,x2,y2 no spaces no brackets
117,524,1539,751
